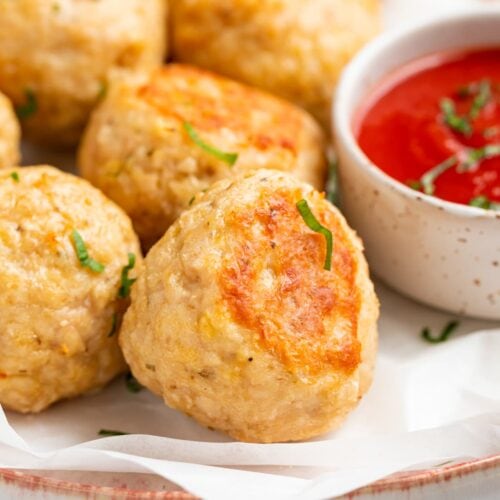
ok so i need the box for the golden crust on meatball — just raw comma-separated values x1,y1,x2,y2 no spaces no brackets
171,0,381,129
0,91,20,168
119,170,378,443
0,0,167,145
78,64,327,249
0,166,142,413
220,188,362,377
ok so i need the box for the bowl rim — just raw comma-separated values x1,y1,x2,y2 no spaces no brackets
1,455,499,498
333,7,500,221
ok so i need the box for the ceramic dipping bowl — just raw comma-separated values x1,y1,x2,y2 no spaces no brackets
333,9,500,320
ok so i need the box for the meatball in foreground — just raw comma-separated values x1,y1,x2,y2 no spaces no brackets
0,166,142,413
79,64,327,249
120,170,378,443
0,91,20,168
171,0,380,129
0,0,167,145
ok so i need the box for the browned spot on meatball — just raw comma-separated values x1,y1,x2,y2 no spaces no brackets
220,189,361,377
138,65,302,156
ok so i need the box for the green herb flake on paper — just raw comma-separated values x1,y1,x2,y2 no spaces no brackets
125,372,143,393
421,320,460,344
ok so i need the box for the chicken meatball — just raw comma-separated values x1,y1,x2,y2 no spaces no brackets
0,0,168,145
120,170,378,443
0,91,21,168
78,64,327,249
0,166,142,413
171,0,380,129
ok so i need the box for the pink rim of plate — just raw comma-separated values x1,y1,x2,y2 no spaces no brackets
0,455,499,498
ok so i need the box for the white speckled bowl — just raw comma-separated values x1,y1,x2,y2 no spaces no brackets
334,9,500,320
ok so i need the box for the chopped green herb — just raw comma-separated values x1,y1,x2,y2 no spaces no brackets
469,195,500,211
145,363,156,372
326,159,340,206
10,171,19,182
420,156,457,195
15,88,37,120
98,429,129,437
406,179,422,191
107,313,118,337
71,229,105,273
125,372,143,393
188,195,196,206
458,144,500,172
118,253,136,298
440,98,471,136
296,199,333,271
183,122,238,166
469,195,490,209
469,80,491,120
421,320,459,344
421,144,500,195
97,80,108,101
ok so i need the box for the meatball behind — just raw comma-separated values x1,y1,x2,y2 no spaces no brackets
79,64,327,249
0,91,20,168
0,0,167,145
120,170,378,443
0,166,142,413
171,0,381,129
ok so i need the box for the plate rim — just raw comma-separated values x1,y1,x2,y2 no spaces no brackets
1,454,498,498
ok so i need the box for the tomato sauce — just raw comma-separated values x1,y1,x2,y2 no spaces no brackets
355,48,500,207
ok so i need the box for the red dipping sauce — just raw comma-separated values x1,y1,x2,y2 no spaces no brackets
355,48,500,207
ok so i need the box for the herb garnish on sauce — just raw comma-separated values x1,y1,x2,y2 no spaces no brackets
419,144,500,196
440,98,472,136
469,80,491,119
420,155,457,195
296,199,333,271
71,229,105,273
469,195,500,210
183,122,238,166
442,79,492,134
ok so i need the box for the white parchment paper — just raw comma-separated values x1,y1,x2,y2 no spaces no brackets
1,283,499,499
2,1,499,498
